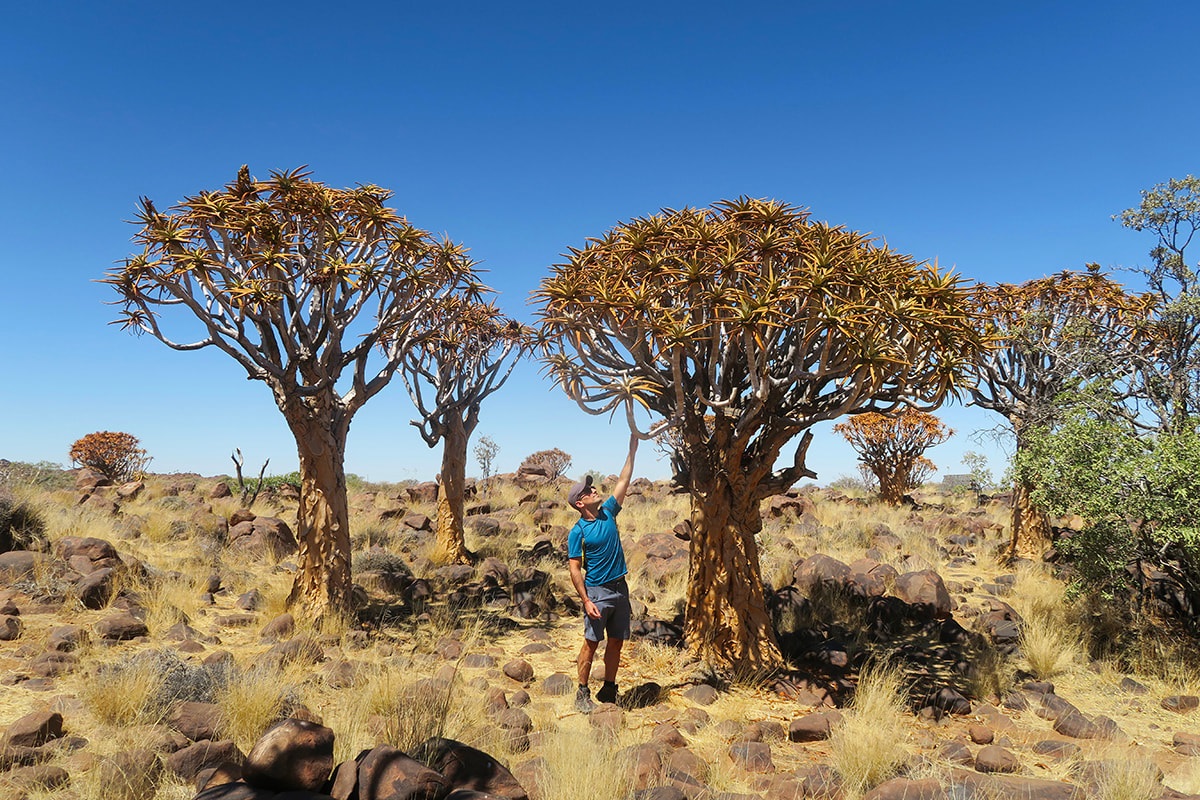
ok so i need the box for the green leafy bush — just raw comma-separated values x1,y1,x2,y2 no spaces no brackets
1015,408,1200,636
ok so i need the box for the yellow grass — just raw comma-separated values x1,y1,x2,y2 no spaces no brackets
1093,756,1162,800
829,661,911,799
215,661,306,752
534,725,639,800
79,656,167,727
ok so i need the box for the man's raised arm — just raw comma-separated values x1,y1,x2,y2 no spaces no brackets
612,433,639,506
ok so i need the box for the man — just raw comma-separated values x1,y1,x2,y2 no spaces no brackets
567,434,638,713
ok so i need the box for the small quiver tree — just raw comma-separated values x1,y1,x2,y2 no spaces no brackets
1117,176,1200,434
535,198,981,674
400,296,531,564
833,410,951,503
69,431,151,483
966,267,1155,558
105,166,480,621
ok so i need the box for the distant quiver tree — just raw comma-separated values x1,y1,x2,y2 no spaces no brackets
69,431,151,483
400,297,531,564
833,410,951,504
535,198,981,673
966,268,1154,557
105,166,481,620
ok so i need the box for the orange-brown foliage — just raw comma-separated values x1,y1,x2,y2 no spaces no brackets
68,431,150,482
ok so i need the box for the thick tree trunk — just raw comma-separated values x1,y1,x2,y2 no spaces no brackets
1009,421,1051,559
285,409,353,622
876,464,907,504
684,481,784,675
433,413,472,565
1009,479,1051,559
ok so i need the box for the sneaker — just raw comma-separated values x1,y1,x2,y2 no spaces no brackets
575,685,596,713
595,681,618,704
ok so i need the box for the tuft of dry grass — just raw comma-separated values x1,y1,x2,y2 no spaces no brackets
1093,757,1162,800
322,660,457,762
829,661,911,799
215,662,305,752
1018,615,1082,679
1009,564,1085,680
534,726,639,800
79,657,167,727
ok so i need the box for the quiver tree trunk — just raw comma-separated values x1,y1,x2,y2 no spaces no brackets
433,413,472,565
284,401,353,621
876,465,908,505
1010,422,1051,559
1010,479,1051,559
684,479,783,674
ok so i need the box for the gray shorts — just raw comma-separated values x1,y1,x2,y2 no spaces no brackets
583,577,631,642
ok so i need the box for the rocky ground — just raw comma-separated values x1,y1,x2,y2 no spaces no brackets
0,465,1199,800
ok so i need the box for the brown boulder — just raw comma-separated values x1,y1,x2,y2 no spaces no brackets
975,745,1020,774
165,739,245,781
729,740,774,773
0,550,37,578
98,748,162,800
95,611,149,641
168,701,224,742
1,764,70,793
3,711,63,748
242,718,335,792
228,517,297,559
352,744,447,800
55,535,120,564
0,615,21,640
893,569,952,617
793,554,851,594
788,711,842,742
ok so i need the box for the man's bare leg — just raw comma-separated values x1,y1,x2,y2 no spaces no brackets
577,638,600,686
603,638,624,682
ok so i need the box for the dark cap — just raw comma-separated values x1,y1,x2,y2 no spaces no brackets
567,474,594,507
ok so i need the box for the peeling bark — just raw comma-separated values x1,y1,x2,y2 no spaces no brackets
684,477,783,674
1010,479,1051,559
284,399,353,621
432,413,472,565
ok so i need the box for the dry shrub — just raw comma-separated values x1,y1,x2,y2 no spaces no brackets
1018,614,1082,680
80,657,167,727
1094,757,1162,800
216,663,305,752
829,661,910,798
535,726,637,800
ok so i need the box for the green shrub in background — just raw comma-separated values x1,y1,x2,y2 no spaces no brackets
1015,407,1200,638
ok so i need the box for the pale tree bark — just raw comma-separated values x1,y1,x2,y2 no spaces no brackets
1010,479,1052,559
685,486,782,673
432,412,472,565
284,398,353,620
1009,422,1051,559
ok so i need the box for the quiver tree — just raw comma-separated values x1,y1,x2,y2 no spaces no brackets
833,410,951,503
400,296,531,564
966,268,1154,557
105,166,480,620
1117,175,1200,434
535,198,980,673
69,431,151,483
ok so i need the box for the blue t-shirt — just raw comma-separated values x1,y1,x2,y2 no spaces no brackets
567,495,627,586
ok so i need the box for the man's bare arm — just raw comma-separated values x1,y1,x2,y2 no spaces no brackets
569,557,600,618
612,433,638,506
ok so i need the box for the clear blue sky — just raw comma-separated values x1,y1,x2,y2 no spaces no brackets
2,2,1195,485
